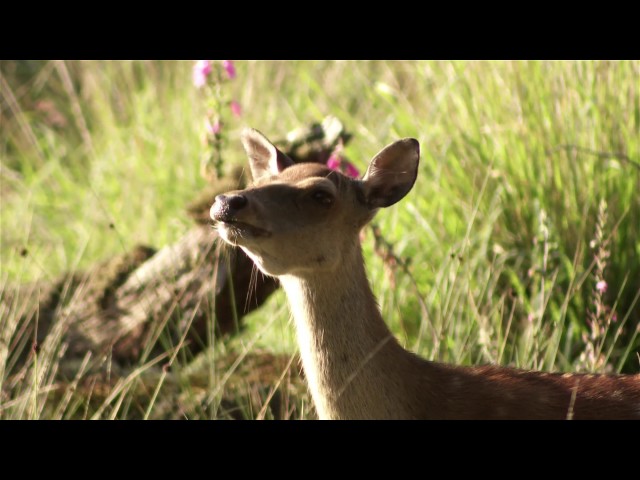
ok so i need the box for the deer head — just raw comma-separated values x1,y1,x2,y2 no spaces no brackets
211,128,420,277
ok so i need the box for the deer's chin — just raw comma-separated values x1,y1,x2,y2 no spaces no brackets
239,247,288,277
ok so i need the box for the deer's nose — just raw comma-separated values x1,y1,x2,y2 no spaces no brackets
211,194,248,222
217,194,248,210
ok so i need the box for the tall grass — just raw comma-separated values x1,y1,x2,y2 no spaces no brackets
1,60,638,419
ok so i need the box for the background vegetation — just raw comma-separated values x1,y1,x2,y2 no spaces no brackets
1,60,639,419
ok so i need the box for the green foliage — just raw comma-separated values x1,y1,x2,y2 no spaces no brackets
1,60,638,419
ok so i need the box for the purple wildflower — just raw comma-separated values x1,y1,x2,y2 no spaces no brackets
222,60,236,79
596,280,607,293
344,161,360,179
327,154,359,178
230,100,242,117
327,154,341,171
206,118,222,135
193,60,212,88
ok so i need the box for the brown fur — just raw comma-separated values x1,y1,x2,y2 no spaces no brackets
211,128,640,420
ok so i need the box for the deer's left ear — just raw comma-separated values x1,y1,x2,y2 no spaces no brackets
362,138,420,209
241,128,295,182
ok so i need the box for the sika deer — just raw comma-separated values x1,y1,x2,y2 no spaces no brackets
210,128,640,420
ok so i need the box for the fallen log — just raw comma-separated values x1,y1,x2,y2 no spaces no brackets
1,117,352,369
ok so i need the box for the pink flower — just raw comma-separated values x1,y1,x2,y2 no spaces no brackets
327,154,341,171
230,100,242,117
206,118,222,135
222,60,236,79
326,155,360,178
344,161,360,179
596,280,607,293
193,60,212,88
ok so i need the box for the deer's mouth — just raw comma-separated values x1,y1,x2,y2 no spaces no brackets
217,219,272,240
210,197,271,241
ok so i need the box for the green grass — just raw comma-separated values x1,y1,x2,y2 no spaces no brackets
1,60,639,419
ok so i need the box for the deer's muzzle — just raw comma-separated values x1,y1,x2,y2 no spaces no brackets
211,194,271,239
211,194,248,223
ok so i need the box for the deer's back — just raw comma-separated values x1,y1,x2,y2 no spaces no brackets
409,359,640,420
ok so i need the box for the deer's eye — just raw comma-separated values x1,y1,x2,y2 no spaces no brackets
311,190,334,206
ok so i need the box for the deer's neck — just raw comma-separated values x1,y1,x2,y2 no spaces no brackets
275,242,640,421
279,241,419,419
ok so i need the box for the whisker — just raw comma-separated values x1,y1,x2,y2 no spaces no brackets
246,263,260,313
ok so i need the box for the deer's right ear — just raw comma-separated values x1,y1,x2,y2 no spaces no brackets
241,128,295,182
362,138,420,209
